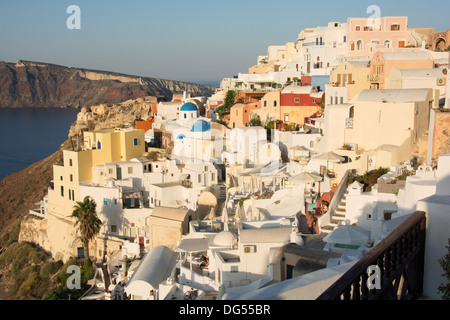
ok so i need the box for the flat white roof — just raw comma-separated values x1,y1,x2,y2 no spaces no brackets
397,68,446,78
356,88,430,103
380,51,432,61
239,227,291,244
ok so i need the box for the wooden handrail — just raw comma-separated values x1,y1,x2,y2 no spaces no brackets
317,211,426,300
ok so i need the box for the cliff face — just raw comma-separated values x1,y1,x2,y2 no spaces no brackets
0,99,158,237
0,60,216,108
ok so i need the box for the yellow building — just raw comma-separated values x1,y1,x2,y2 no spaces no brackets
254,91,281,124
44,128,146,261
327,60,371,104
344,88,436,171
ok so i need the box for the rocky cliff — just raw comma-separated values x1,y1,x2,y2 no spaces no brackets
0,98,161,237
0,60,216,108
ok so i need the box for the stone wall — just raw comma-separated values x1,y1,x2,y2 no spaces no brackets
432,109,450,163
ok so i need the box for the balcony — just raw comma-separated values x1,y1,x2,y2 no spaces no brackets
367,74,381,82
317,211,426,300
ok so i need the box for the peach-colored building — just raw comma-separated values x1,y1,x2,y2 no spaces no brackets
229,102,261,128
347,16,421,58
368,51,434,89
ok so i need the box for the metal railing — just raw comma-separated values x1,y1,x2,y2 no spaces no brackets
317,211,426,300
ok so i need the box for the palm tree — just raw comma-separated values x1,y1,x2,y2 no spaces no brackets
71,196,102,261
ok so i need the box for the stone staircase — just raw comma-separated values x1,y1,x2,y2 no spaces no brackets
321,189,349,234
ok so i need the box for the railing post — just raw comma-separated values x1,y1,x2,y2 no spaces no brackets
316,211,426,300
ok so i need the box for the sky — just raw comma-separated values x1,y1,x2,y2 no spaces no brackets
0,0,449,84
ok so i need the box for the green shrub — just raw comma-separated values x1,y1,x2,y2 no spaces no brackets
30,250,47,265
40,261,63,280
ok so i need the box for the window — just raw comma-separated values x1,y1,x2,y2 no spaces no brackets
274,101,277,107
398,40,405,48
350,41,355,51
108,168,113,174
72,190,74,201
111,225,117,233
356,25,361,31
60,176,63,181
133,138,138,146
294,98,300,103
60,186,64,197
357,40,364,50
69,159,73,166
104,198,108,205
384,40,391,48
128,167,133,174
264,101,267,107
231,266,239,273
343,36,347,43
284,113,290,122
391,24,400,31
97,141,102,150
69,189,71,200
198,174,201,183
184,113,187,119
70,174,73,182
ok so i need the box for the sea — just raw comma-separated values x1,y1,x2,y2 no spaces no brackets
0,107,79,181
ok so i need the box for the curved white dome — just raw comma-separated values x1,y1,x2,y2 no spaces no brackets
212,231,235,247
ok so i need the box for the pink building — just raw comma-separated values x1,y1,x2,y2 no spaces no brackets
347,16,421,58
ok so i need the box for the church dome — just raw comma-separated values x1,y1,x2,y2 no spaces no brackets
191,119,211,132
180,102,198,112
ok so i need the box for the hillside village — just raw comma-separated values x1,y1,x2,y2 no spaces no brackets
15,16,450,301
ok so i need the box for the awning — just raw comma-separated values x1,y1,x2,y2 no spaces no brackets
173,238,211,253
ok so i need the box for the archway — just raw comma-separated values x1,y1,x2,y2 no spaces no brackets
435,38,447,51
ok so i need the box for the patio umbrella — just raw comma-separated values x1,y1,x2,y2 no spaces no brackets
323,225,370,245
313,152,345,163
312,152,345,171
221,207,229,231
290,145,311,160
290,171,323,184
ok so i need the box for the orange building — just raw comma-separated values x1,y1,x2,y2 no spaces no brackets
229,102,261,128
134,116,154,132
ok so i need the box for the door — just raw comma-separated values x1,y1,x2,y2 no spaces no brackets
286,264,294,279
367,155,376,172
117,167,122,180
77,247,85,259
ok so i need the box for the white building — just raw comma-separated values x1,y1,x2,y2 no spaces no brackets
286,21,348,76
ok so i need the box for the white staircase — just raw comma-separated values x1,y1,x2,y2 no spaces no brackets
321,189,349,234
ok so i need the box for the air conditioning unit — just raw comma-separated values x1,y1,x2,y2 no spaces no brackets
243,245,256,253
437,78,446,86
